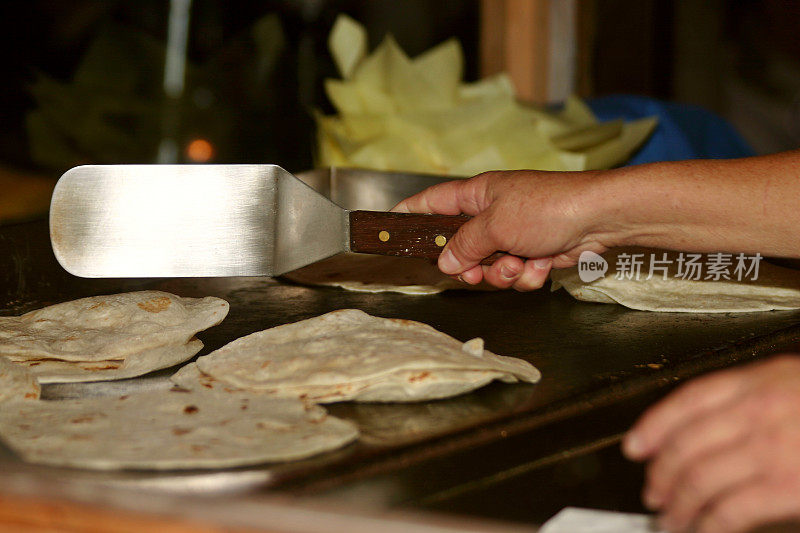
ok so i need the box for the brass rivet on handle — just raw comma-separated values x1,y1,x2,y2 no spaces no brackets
378,231,390,242
434,235,447,247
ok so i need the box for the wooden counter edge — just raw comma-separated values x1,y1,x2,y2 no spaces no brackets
0,466,536,533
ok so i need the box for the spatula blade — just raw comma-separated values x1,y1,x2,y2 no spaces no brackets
50,165,348,278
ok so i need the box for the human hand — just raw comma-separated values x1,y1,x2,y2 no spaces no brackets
623,355,800,533
392,170,622,290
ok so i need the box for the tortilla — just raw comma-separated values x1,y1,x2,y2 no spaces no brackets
329,13,368,79
19,339,204,384
0,356,40,402
172,361,511,403
0,389,359,470
283,253,493,295
190,309,540,402
0,291,229,362
551,247,800,312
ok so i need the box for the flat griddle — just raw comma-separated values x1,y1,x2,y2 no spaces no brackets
2,167,800,525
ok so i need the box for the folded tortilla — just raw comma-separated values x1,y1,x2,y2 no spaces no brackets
0,291,229,362
19,339,204,384
182,309,539,402
551,248,800,312
0,389,358,470
173,361,511,403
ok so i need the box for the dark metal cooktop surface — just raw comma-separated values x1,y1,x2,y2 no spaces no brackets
3,218,800,524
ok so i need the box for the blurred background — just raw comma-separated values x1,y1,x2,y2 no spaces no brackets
1,0,799,222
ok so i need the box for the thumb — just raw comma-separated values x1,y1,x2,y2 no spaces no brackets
438,213,498,274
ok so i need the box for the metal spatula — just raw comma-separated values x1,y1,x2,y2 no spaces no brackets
49,165,478,278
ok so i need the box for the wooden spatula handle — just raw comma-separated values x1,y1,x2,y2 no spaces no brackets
349,210,502,264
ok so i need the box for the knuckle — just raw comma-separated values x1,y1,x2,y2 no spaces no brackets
526,274,547,290
492,277,516,290
512,278,536,292
470,171,494,185
515,280,543,293
416,195,434,214
680,463,711,498
490,263,517,285
699,501,740,533
472,170,503,185
462,173,494,209
512,270,545,292
645,458,670,495
482,212,508,249
475,171,514,204
453,223,487,260
740,429,787,473
755,424,791,458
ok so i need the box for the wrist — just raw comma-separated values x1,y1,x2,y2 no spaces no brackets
581,164,663,249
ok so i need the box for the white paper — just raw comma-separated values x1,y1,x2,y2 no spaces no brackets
540,507,664,533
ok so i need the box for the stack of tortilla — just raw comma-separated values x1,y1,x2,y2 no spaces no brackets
172,309,540,402
0,291,229,383
0,388,359,470
317,15,657,176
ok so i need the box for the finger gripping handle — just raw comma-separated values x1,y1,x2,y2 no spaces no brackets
348,211,499,264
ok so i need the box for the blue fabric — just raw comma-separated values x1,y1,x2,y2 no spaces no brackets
587,95,755,165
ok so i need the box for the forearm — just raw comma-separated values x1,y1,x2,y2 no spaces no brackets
394,150,800,289
595,150,800,257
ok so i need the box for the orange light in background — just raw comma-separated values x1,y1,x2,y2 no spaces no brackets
185,138,215,163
